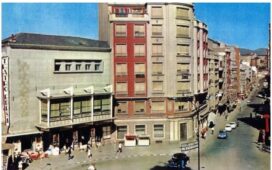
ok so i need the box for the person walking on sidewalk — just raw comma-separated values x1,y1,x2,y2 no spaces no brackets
117,142,123,153
87,145,92,160
67,146,73,160
211,127,215,135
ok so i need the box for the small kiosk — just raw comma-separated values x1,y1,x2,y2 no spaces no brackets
137,135,150,146
124,134,137,147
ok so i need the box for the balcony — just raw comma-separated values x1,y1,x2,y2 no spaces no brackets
38,112,112,129
110,13,149,22
177,69,190,74
219,78,224,83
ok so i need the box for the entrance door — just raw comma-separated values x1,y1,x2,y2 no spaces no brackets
180,123,187,141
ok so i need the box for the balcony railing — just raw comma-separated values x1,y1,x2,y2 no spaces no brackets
177,69,190,74
134,32,145,37
176,15,190,20
115,53,127,57
176,34,190,38
115,32,127,37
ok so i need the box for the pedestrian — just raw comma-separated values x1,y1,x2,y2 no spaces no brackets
211,127,215,135
67,146,73,160
117,142,122,153
87,146,92,159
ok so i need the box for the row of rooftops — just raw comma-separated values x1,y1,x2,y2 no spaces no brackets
2,33,111,52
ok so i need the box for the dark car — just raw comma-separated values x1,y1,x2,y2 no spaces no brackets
217,130,228,139
167,153,190,169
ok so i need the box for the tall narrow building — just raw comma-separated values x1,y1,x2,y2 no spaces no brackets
99,3,209,143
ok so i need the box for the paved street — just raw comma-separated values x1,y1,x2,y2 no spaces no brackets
27,87,270,170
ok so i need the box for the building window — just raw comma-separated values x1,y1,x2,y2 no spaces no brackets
103,126,111,138
73,97,92,118
176,7,189,19
134,24,145,37
151,7,163,18
116,101,128,114
135,82,145,94
116,82,128,94
152,101,165,112
116,63,127,75
50,99,71,121
134,63,145,75
152,25,162,36
65,64,71,71
152,44,163,56
85,64,91,71
154,124,164,138
41,99,48,121
93,96,111,115
134,44,145,57
177,44,189,55
117,125,127,139
175,101,189,112
152,81,163,91
76,64,81,71
115,24,127,37
116,44,127,57
55,64,61,71
177,82,190,92
177,64,189,74
152,63,163,75
134,101,145,113
176,25,189,38
135,125,146,136
94,62,101,71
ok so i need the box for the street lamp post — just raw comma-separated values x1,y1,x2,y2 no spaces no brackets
196,106,200,170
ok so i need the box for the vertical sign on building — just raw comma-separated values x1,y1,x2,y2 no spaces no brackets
2,56,9,126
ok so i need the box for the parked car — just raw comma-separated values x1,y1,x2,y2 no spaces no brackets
229,122,237,129
225,124,232,132
217,130,228,139
257,94,264,98
167,153,190,169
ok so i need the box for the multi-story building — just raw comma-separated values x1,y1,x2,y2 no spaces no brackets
207,39,220,112
2,33,113,152
193,20,209,128
99,3,209,143
227,46,240,105
207,39,230,114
